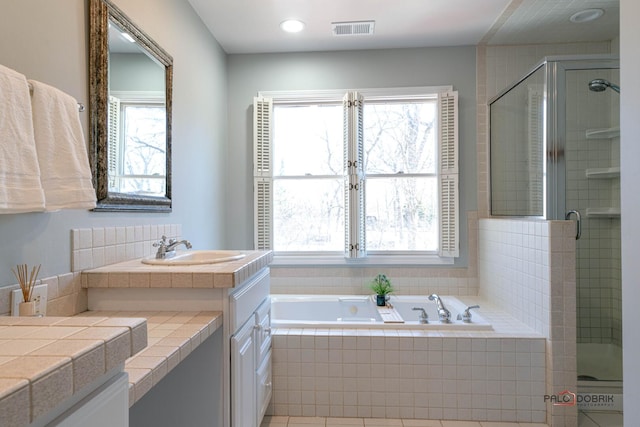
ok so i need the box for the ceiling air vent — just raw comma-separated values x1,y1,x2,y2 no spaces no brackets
331,21,375,36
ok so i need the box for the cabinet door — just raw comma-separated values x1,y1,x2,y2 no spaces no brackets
231,319,256,427
254,298,272,364
255,349,272,425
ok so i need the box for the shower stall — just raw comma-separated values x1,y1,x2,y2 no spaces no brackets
489,55,621,398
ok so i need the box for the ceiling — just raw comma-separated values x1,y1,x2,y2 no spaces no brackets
186,0,620,55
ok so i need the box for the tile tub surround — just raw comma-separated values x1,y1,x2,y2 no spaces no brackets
0,316,147,427
261,416,550,426
478,219,577,427
82,250,273,289
269,301,547,423
78,310,223,406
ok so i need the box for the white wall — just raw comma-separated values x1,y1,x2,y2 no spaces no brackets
620,0,640,423
0,0,227,286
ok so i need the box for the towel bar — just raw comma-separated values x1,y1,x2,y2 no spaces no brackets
27,82,85,112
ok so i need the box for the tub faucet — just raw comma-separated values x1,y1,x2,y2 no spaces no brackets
428,294,451,323
457,305,480,323
153,235,193,259
412,307,429,324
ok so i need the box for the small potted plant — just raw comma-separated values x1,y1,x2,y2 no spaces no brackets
370,273,393,306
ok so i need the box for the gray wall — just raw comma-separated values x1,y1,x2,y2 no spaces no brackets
110,53,165,92
0,0,227,286
129,329,223,427
226,46,477,265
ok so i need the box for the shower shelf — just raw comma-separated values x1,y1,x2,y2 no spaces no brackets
586,208,621,218
585,127,620,139
585,167,620,179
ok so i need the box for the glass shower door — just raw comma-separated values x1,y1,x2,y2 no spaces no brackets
563,68,621,382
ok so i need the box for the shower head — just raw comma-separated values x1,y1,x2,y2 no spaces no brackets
588,78,620,94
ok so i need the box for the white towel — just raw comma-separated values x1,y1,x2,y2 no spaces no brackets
0,65,46,213
29,80,96,211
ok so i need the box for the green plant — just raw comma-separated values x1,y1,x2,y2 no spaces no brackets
370,273,393,295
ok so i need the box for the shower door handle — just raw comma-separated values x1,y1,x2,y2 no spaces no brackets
565,210,582,240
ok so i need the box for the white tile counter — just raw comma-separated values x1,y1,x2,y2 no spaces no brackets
0,316,146,427
79,310,223,406
82,250,273,289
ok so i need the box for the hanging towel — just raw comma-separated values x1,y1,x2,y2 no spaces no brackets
0,64,46,213
28,79,96,211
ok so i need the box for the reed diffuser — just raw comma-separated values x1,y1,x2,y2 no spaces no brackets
12,263,41,316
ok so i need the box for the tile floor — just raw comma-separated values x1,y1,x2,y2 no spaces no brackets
261,417,549,427
579,411,623,427
262,412,625,427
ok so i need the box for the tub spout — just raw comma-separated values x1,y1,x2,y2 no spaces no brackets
428,294,451,323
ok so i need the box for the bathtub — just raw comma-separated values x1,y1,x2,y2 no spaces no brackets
270,294,492,330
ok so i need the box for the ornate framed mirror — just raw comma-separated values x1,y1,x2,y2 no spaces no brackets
89,0,173,211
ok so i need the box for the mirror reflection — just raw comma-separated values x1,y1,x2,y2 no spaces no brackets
89,0,173,212
108,22,167,197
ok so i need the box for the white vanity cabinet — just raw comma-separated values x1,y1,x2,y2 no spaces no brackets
228,268,271,427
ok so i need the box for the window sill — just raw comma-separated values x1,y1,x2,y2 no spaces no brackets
270,254,454,267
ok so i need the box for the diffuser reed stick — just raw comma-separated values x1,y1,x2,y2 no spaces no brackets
12,264,41,303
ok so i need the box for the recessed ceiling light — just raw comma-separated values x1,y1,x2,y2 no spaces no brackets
280,19,305,33
569,8,605,23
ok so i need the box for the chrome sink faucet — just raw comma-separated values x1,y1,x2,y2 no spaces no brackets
153,235,192,259
428,293,451,323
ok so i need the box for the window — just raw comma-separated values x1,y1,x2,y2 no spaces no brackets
254,87,458,262
108,92,166,196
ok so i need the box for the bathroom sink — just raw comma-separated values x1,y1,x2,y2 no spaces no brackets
141,250,246,265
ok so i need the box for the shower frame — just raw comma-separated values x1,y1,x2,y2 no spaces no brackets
488,54,620,221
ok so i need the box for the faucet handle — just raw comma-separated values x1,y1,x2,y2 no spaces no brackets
412,307,428,323
153,235,169,248
457,305,480,322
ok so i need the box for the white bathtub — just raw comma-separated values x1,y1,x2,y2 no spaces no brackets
270,294,492,330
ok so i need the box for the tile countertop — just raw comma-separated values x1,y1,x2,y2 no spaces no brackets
0,315,147,427
82,250,273,289
79,310,223,407
0,310,223,427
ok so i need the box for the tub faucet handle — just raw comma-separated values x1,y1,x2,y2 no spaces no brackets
457,305,480,323
412,307,428,324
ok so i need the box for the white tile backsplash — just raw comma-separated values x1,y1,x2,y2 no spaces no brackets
70,224,182,272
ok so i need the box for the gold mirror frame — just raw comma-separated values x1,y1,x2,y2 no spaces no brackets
89,0,173,212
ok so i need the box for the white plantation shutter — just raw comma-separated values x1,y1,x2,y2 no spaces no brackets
438,91,459,258
107,95,120,190
343,92,366,258
253,96,273,250
254,86,459,260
